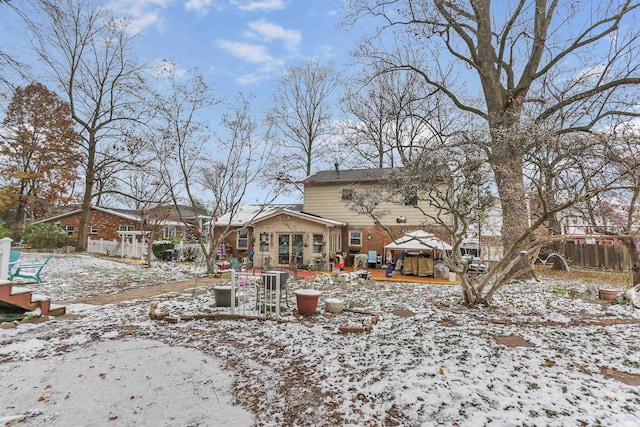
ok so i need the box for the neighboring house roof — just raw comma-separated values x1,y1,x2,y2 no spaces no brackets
35,205,185,227
302,168,395,184
35,205,140,224
214,204,344,228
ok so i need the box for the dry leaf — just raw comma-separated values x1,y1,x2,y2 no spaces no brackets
38,396,46,402
439,367,444,375
130,395,136,400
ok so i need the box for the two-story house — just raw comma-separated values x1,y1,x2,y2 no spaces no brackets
214,167,452,268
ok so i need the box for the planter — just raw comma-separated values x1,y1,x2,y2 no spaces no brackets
213,285,233,307
324,298,344,314
599,289,619,301
294,289,322,315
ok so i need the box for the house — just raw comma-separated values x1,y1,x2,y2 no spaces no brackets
35,204,210,244
146,204,212,240
213,204,344,269
214,167,453,269
34,206,142,241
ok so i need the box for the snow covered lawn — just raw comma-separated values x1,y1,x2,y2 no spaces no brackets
2,253,640,426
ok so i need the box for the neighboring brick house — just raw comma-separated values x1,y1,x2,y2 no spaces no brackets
214,167,453,268
34,206,141,241
147,204,212,240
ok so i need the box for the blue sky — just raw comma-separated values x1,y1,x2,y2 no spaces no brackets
113,0,355,109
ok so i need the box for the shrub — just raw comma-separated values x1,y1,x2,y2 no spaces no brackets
0,222,10,239
152,241,176,261
21,222,71,249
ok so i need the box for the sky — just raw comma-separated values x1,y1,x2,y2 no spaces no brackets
0,0,361,205
113,0,355,110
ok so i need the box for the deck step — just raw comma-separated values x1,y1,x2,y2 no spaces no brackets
10,286,32,296
47,304,66,317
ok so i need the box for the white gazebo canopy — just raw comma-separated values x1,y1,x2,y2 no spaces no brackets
384,230,452,252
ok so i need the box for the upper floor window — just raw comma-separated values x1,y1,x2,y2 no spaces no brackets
404,192,418,206
341,188,355,202
90,225,98,234
119,225,135,232
349,230,362,247
62,225,74,235
237,230,249,250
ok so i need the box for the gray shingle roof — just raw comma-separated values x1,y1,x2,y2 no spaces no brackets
303,168,397,184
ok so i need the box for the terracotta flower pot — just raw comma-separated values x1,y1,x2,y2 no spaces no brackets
599,289,619,301
294,289,322,315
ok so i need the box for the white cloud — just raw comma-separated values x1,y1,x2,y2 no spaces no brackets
233,0,285,11
184,0,213,13
247,19,301,50
217,40,275,64
107,0,171,32
235,73,269,85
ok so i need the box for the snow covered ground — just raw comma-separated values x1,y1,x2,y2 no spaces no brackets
2,252,640,426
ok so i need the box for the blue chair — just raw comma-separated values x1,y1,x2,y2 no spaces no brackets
11,253,54,283
8,250,21,278
367,250,378,268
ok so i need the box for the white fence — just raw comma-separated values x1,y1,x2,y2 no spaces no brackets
87,237,205,262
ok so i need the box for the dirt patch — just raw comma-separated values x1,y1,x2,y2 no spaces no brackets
61,277,223,305
391,308,415,318
600,367,640,386
494,335,535,348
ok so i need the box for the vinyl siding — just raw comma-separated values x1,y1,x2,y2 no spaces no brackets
303,182,449,227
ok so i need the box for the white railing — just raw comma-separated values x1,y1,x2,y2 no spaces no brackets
230,270,288,318
0,237,12,281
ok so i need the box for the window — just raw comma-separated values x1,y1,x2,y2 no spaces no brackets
163,226,176,239
237,230,249,250
341,188,354,201
312,234,324,254
90,225,98,234
62,225,74,235
259,233,270,252
349,230,362,246
118,225,135,232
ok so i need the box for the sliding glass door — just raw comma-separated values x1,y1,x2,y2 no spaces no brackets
277,233,304,265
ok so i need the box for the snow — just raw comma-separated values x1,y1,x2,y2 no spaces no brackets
1,253,640,426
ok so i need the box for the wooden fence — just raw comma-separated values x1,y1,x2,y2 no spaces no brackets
558,241,632,271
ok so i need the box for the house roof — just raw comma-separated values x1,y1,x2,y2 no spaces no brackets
35,206,141,224
35,205,185,227
214,204,344,228
384,230,452,252
302,168,397,184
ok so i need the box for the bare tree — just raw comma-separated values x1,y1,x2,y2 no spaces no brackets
200,95,278,272
151,65,277,273
28,0,149,250
267,59,340,194
345,0,640,269
341,67,465,170
577,125,640,286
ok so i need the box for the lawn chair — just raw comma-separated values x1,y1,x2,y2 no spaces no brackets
8,250,21,278
11,253,54,283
